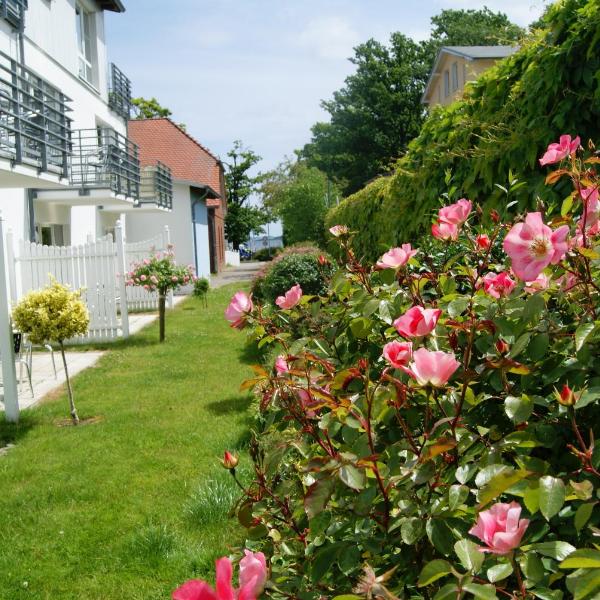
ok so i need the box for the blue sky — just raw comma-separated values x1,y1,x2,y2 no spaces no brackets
107,0,548,173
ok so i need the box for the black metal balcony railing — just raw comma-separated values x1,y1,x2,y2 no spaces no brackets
138,162,173,210
71,128,140,199
0,0,27,30
108,63,131,120
0,50,71,177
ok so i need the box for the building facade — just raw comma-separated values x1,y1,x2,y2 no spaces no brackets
127,118,227,278
422,46,517,109
0,0,171,249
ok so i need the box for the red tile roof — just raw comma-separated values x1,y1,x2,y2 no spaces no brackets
128,118,224,198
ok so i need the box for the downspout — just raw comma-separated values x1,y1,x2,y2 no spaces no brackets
191,190,209,276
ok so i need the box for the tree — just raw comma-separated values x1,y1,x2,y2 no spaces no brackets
302,8,524,196
131,97,172,119
224,141,269,250
12,280,89,424
261,161,337,247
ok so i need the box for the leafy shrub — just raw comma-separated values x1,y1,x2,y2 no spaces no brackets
193,277,210,299
252,247,281,262
251,244,333,303
326,0,600,261
226,140,600,598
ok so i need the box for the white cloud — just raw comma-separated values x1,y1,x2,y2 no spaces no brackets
296,16,361,60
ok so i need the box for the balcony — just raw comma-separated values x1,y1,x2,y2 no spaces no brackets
36,128,140,207
138,162,172,210
0,0,27,31
0,50,72,188
108,63,131,120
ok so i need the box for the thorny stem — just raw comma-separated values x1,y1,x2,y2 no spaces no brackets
510,553,527,599
364,368,391,530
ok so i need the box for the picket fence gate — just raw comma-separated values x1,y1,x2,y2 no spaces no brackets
6,223,130,343
124,226,173,311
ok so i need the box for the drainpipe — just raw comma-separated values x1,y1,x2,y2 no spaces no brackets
26,189,35,241
191,189,209,276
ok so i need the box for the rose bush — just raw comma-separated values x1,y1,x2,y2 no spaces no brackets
126,246,195,342
219,138,600,599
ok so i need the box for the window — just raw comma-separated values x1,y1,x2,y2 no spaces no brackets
76,3,96,85
35,224,68,246
451,62,459,91
443,70,450,97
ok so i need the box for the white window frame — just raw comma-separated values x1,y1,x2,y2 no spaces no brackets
76,3,96,86
451,62,459,91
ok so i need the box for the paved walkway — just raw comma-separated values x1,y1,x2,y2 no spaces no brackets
2,263,263,413
210,261,263,288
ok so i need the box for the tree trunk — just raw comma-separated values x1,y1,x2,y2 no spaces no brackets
158,292,166,343
59,340,79,425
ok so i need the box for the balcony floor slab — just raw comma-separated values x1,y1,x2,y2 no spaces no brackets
0,157,70,189
35,188,137,207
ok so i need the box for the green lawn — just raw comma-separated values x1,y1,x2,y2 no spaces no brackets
0,284,256,600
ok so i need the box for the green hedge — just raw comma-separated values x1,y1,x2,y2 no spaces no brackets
326,0,600,261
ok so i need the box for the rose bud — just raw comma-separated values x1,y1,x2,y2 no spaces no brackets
495,339,510,355
222,451,239,470
555,384,578,407
490,209,500,224
318,254,329,266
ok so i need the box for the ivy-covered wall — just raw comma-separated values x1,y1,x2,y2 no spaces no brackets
326,0,600,261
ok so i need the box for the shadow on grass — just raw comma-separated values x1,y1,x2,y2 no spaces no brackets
0,412,37,447
237,340,267,365
64,335,162,353
205,395,253,416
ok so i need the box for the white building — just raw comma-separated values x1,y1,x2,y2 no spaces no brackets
0,0,170,246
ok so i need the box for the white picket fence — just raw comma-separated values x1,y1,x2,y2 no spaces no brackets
6,223,130,343
124,226,172,311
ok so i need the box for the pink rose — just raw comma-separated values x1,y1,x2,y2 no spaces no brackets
275,284,302,309
402,347,460,387
143,284,149,290
140,274,147,282
239,550,268,597
432,220,459,241
580,187,600,225
173,553,265,600
524,273,551,293
394,306,441,338
503,212,569,281
329,225,349,237
539,134,581,166
469,501,529,555
382,341,413,368
172,276,178,282
275,355,290,374
481,271,516,299
557,272,578,291
225,291,253,329
150,275,158,284
376,244,418,269
476,234,491,251
143,258,151,265
438,199,472,225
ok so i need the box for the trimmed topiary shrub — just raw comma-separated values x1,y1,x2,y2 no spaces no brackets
326,0,600,261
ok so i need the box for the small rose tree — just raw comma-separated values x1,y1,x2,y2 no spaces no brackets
12,280,89,424
217,135,600,598
126,247,195,342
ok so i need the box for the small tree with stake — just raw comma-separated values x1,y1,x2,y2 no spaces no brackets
126,248,195,342
12,279,89,425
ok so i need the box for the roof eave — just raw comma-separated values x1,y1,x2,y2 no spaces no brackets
100,0,125,13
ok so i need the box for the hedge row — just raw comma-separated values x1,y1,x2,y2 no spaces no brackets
326,0,600,261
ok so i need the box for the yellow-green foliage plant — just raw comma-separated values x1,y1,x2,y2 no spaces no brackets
12,280,89,424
